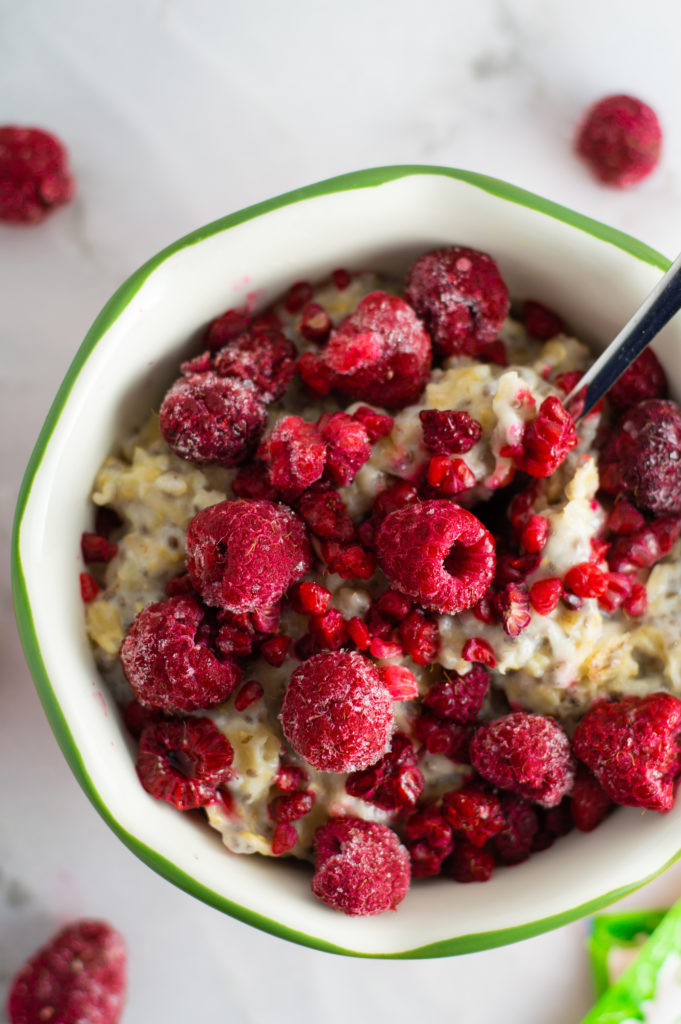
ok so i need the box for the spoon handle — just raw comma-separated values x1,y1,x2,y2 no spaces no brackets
566,250,681,419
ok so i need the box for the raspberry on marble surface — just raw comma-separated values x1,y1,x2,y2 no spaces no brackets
120,595,241,712
7,919,126,1024
422,665,489,724
258,415,326,497
419,409,483,455
470,712,575,808
576,94,662,187
136,717,234,810
572,693,681,812
312,817,410,916
280,651,393,772
404,246,509,357
513,396,578,478
376,500,495,615
0,125,74,223
318,411,371,485
607,347,668,411
186,499,311,613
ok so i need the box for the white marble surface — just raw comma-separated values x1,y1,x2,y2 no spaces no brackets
4,1,681,1020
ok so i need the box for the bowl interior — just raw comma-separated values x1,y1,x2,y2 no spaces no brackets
14,167,681,957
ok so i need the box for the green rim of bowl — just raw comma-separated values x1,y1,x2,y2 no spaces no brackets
11,164,676,959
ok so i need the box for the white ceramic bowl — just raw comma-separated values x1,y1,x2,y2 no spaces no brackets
13,166,681,958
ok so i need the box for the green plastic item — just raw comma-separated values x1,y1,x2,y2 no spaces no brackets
589,911,667,997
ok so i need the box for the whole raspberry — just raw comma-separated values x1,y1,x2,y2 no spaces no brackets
570,764,614,832
606,400,681,514
576,94,662,188
492,793,539,865
375,500,495,615
423,665,489,724
7,920,126,1024
448,841,495,883
514,396,578,478
136,717,234,810
312,817,410,916
186,499,311,613
211,327,297,401
419,409,483,454
280,651,393,772
470,712,575,808
404,247,509,357
607,348,668,411
345,732,424,811
160,373,267,466
120,596,240,712
257,416,326,497
0,126,74,223
442,786,505,847
318,411,371,485
572,693,681,812
299,291,432,409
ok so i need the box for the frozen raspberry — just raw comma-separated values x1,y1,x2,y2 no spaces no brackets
261,634,290,666
275,764,308,792
346,732,424,811
419,409,483,454
136,717,234,810
564,563,609,599
624,581,648,616
332,268,352,290
160,373,267,466
607,348,668,411
120,596,240,712
494,582,531,637
605,400,681,514
0,126,74,223
296,487,356,542
233,679,264,711
576,94,662,188
258,416,326,497
352,405,394,442
268,790,315,823
529,577,563,615
404,247,509,357
290,581,332,615
398,609,440,666
299,302,332,344
470,712,575,808
231,460,277,501
383,665,419,700
520,514,549,554
376,589,412,620
347,616,371,650
523,300,565,340
442,786,505,847
404,803,454,878
285,280,313,313
376,500,495,615
271,823,298,855
606,500,646,536
597,571,634,614
426,454,477,496
206,308,252,350
514,396,578,478
81,532,118,564
570,764,614,832
312,817,410,916
448,841,495,883
280,651,393,772
80,572,99,602
7,920,126,1024
462,637,496,668
423,666,489,724
607,516,681,573
211,327,297,401
413,711,474,763
186,499,311,613
572,693,681,812
318,411,371,485
492,793,539,865
319,540,377,580
300,291,432,409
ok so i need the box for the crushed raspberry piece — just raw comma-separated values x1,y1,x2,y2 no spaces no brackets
607,517,681,573
268,790,315,823
0,126,74,223
423,665,489,724
312,817,410,916
564,562,608,599
576,94,662,188
299,302,332,344
293,633,320,662
296,488,356,542
271,822,298,855
251,602,281,634
233,679,264,712
404,247,509,357
285,280,313,313
606,400,681,514
523,300,565,340
495,551,541,588
306,608,348,651
211,327,297,401
215,609,255,658
514,396,578,478
122,699,167,740
383,664,418,700
320,539,377,580
81,532,118,564
624,581,648,616
426,454,477,496
290,581,332,616
346,732,424,811
352,405,394,442
607,500,646,536
520,514,549,554
332,268,351,290
258,416,326,497
570,764,614,832
280,651,393,772
608,348,668,411
120,596,240,712
494,582,531,637
318,411,371,485
597,571,633,614
398,608,440,666
413,711,473,763
572,693,681,812
160,373,267,466
275,764,308,791
186,499,311,613
376,500,495,615
301,291,432,409
462,637,496,668
94,505,122,540
347,616,371,650
231,460,277,501
79,572,99,602
471,712,575,808
370,637,403,660
553,370,583,396
7,919,126,1024
136,717,234,809
297,350,334,396
442,786,505,847
492,793,539,865
448,841,495,883
419,409,483,455
206,308,252,350
529,577,563,615
376,589,412,621
366,606,394,640
404,803,454,878
260,634,290,666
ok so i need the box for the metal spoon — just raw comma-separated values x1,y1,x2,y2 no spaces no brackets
565,250,681,418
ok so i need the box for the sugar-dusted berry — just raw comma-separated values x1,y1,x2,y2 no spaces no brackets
319,411,371,485
419,409,483,455
442,786,505,847
0,125,74,223
608,400,681,514
576,94,662,188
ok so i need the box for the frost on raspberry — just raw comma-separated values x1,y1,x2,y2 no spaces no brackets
419,409,483,455
441,786,505,847
607,348,668,411
299,291,432,409
470,712,575,808
160,373,267,466
572,693,681,812
423,665,490,724
514,396,577,478
186,499,311,613
280,651,393,772
296,487,356,542
318,411,371,485
603,400,681,514
312,817,410,916
576,94,662,188
7,919,126,1024
375,500,495,615
257,416,326,497
0,125,75,223
211,326,297,401
345,733,424,811
136,717,234,810
404,247,509,357
120,596,241,712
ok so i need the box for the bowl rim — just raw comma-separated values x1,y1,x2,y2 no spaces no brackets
11,163,676,959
